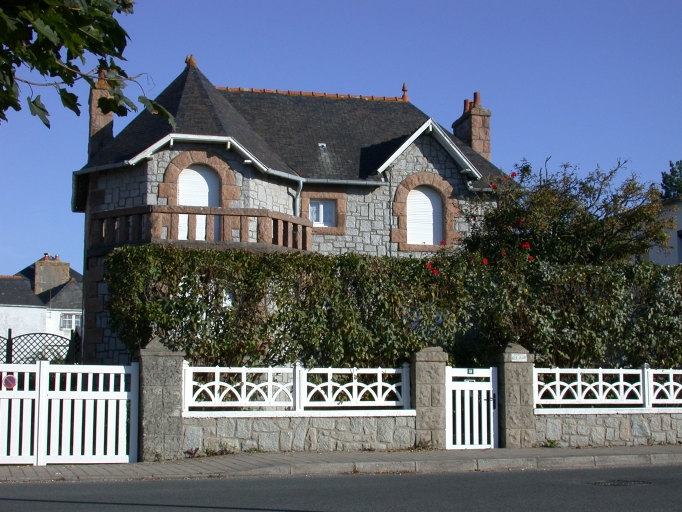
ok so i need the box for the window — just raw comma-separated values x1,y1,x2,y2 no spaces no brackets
60,313,82,331
177,165,221,240
406,186,443,245
310,200,336,227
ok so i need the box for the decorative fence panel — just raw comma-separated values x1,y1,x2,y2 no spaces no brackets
2,330,82,365
183,362,410,414
0,362,138,466
534,367,682,409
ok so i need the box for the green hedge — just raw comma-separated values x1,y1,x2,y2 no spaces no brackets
105,245,682,368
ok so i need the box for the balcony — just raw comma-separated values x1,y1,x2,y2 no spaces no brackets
87,206,313,254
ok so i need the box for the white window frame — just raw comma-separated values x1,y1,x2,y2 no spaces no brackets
60,313,82,331
310,200,336,227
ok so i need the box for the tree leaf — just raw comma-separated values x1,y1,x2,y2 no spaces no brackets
27,95,50,128
139,96,177,129
58,88,81,116
31,17,60,45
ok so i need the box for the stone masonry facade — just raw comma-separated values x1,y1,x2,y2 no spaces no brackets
92,143,295,214
182,416,416,456
536,413,682,447
307,133,473,258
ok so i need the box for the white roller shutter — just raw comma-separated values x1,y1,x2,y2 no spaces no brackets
178,165,220,240
407,186,443,245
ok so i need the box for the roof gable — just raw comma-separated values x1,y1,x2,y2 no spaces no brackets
375,118,482,180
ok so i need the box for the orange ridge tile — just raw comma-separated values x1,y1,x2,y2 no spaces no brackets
214,86,407,102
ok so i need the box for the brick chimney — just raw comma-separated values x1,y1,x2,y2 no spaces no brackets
452,92,491,161
34,254,70,295
88,71,113,161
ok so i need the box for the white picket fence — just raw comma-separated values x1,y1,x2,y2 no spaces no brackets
534,367,682,409
0,362,139,466
183,362,410,415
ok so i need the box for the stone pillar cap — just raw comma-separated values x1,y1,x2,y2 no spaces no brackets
411,346,449,363
494,342,534,363
137,337,186,358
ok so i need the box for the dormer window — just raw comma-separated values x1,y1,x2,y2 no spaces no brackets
310,200,336,227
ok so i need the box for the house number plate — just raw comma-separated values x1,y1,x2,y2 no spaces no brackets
511,353,528,362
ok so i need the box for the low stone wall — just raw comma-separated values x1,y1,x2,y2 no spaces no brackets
182,415,416,455
536,412,682,447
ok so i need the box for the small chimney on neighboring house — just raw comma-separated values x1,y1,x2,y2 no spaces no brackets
88,70,114,161
34,254,70,295
452,91,492,161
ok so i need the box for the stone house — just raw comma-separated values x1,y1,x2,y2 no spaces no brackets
73,58,503,364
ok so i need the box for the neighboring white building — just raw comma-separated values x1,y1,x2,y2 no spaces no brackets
0,254,83,338
644,199,682,265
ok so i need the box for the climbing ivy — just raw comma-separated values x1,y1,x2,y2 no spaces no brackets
105,245,682,369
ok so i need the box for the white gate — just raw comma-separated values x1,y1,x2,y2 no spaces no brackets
0,362,138,466
445,367,498,449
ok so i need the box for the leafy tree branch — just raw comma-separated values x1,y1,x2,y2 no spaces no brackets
0,0,174,128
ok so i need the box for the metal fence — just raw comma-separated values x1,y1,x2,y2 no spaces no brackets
2,330,82,365
534,366,682,409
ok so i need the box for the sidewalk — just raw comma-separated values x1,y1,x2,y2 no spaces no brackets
2,444,682,483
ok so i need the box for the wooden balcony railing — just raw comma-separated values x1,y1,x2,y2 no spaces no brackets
88,206,313,251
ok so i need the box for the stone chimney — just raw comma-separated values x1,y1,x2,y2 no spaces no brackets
34,254,70,295
88,71,113,161
452,92,491,161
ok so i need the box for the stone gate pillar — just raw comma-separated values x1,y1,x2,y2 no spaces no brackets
410,346,448,449
494,343,536,448
137,338,186,461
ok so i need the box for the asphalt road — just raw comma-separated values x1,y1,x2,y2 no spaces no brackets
1,465,681,511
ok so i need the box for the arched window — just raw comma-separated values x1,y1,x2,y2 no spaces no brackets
406,186,443,245
177,165,220,240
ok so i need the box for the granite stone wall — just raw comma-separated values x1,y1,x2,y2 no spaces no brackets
94,163,147,212
136,345,441,461
536,413,682,447
181,415,416,456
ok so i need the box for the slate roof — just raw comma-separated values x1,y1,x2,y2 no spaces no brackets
0,277,44,307
80,64,502,187
0,265,83,309
87,66,295,175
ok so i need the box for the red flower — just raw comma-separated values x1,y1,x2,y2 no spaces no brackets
520,241,531,250
515,219,523,227
426,263,433,269
490,181,498,190
503,174,509,180
500,251,506,257
528,255,535,262
432,269,439,275
482,258,489,265
511,171,517,178
440,240,446,246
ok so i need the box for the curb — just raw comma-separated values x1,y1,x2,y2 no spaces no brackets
3,452,682,483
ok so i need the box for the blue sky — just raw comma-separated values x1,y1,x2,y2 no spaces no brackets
0,0,680,273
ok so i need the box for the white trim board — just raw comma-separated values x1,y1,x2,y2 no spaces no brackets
535,407,682,415
183,409,417,419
